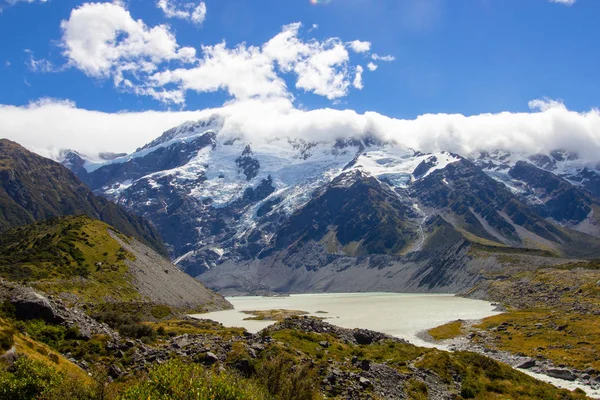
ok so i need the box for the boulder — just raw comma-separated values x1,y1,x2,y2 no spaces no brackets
517,359,536,369
203,352,219,365
359,377,372,388
546,368,577,381
0,279,119,340
0,346,18,367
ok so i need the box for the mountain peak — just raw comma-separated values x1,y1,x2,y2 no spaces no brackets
137,115,224,152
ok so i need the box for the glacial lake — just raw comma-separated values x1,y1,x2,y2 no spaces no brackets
192,292,500,347
193,292,600,397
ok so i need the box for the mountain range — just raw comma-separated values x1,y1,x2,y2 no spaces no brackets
51,116,600,295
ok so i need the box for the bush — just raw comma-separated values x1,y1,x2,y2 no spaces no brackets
0,301,15,319
150,305,172,319
0,356,95,400
93,310,156,341
19,320,67,348
118,358,270,400
0,329,15,352
256,354,321,400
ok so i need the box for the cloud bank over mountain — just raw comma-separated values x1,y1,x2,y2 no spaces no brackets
2,97,600,162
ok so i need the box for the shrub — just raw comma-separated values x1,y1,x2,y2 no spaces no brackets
256,354,321,400
0,301,15,319
20,320,67,348
0,329,15,352
0,356,95,400
150,305,172,319
118,358,270,400
93,310,156,340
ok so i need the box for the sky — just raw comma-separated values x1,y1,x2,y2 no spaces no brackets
1,0,599,159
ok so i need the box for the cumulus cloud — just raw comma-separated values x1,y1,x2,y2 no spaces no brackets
367,62,378,71
549,0,575,5
60,2,196,83
353,66,364,90
58,4,378,104
347,40,371,54
152,22,357,101
3,98,600,164
151,42,288,100
157,0,207,25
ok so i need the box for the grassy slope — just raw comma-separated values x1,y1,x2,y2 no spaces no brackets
0,216,142,305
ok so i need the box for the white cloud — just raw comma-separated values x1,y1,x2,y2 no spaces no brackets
367,62,378,71
371,54,395,62
151,22,365,101
4,98,600,165
549,0,575,5
59,7,375,104
353,65,363,90
292,39,351,99
528,98,566,112
151,42,288,100
157,0,207,25
347,40,371,54
5,61,10,67
60,2,196,91
0,98,206,158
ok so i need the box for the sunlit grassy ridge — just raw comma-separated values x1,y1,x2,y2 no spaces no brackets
0,215,142,305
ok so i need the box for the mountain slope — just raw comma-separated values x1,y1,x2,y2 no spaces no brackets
0,215,230,311
0,139,167,256
59,118,600,294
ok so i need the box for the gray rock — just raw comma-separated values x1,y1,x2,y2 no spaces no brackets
108,364,123,379
0,279,119,341
546,368,577,381
517,359,536,369
359,377,372,388
203,352,219,365
0,346,18,366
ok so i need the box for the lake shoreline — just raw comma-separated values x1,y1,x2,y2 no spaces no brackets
417,320,600,398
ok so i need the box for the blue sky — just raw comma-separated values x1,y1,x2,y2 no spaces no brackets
2,0,600,159
1,0,597,119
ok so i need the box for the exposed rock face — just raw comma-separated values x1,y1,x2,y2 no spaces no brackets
0,279,119,340
110,231,231,311
509,161,594,223
235,145,260,181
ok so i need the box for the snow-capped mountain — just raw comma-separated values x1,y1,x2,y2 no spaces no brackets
61,117,600,294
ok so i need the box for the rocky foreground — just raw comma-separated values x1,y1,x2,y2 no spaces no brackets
0,280,591,399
